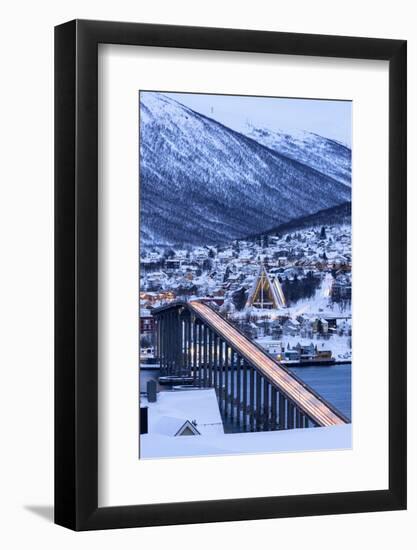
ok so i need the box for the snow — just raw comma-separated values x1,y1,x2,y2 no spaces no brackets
139,92,351,247
140,388,351,459
284,273,351,318
256,333,352,362
141,423,352,459
242,123,352,187
142,389,224,437
152,417,199,437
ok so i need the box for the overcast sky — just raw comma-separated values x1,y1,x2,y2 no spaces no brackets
163,92,352,148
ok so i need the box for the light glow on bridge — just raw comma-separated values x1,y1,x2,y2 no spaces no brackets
189,301,346,427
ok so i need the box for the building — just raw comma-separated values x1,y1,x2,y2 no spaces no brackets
153,417,201,436
140,309,156,335
245,264,286,309
165,258,182,270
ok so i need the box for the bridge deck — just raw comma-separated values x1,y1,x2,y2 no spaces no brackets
188,301,346,427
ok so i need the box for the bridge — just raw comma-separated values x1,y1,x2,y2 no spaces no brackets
151,301,349,432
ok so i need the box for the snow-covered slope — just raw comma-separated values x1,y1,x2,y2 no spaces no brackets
242,125,351,187
140,93,351,247
252,201,351,238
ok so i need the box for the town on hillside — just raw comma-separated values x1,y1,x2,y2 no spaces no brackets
140,223,352,367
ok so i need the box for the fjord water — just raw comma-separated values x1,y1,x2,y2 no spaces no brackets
289,363,351,420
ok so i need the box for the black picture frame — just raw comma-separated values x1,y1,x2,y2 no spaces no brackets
55,19,407,531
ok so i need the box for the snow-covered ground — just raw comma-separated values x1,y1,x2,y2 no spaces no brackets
141,422,351,459
285,273,351,318
256,333,352,362
140,388,351,459
142,389,224,438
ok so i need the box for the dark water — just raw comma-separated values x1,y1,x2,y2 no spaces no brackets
288,363,351,420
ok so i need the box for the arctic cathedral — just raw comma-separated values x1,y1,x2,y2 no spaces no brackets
246,265,286,310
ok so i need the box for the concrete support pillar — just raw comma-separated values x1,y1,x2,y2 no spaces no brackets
185,316,190,374
171,312,175,374
255,371,262,431
192,319,197,384
153,318,158,362
279,392,285,430
296,408,302,428
165,312,169,374
236,356,241,425
243,361,248,431
263,379,270,431
199,324,203,386
230,350,235,421
271,387,277,430
200,324,204,386
167,311,172,375
158,317,163,371
165,312,169,375
218,339,223,410
182,316,186,374
163,314,168,374
187,315,192,376
180,315,184,375
208,329,213,387
162,313,166,374
171,311,175,375
249,366,255,431
213,333,218,391
179,318,184,375
175,311,180,375
173,311,178,375
203,325,208,387
195,322,200,386
196,322,200,385
287,401,294,429
224,343,229,418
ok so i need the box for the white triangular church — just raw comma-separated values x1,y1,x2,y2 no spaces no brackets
246,264,286,309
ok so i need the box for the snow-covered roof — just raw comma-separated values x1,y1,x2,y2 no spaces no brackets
140,308,153,318
142,389,224,437
246,265,286,309
152,416,201,436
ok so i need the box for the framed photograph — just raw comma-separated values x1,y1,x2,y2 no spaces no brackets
55,19,407,530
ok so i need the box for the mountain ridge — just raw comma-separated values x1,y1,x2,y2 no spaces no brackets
139,93,351,247
242,123,351,187
244,201,352,241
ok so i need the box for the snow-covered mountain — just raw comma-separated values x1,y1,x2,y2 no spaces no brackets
242,125,351,187
140,93,351,247
252,202,352,238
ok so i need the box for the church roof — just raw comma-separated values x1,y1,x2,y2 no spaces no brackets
246,265,286,309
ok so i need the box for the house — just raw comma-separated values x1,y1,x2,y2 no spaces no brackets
259,340,283,356
165,258,182,270
142,389,224,438
175,421,201,436
153,416,201,436
140,309,155,335
312,317,329,334
282,318,300,335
